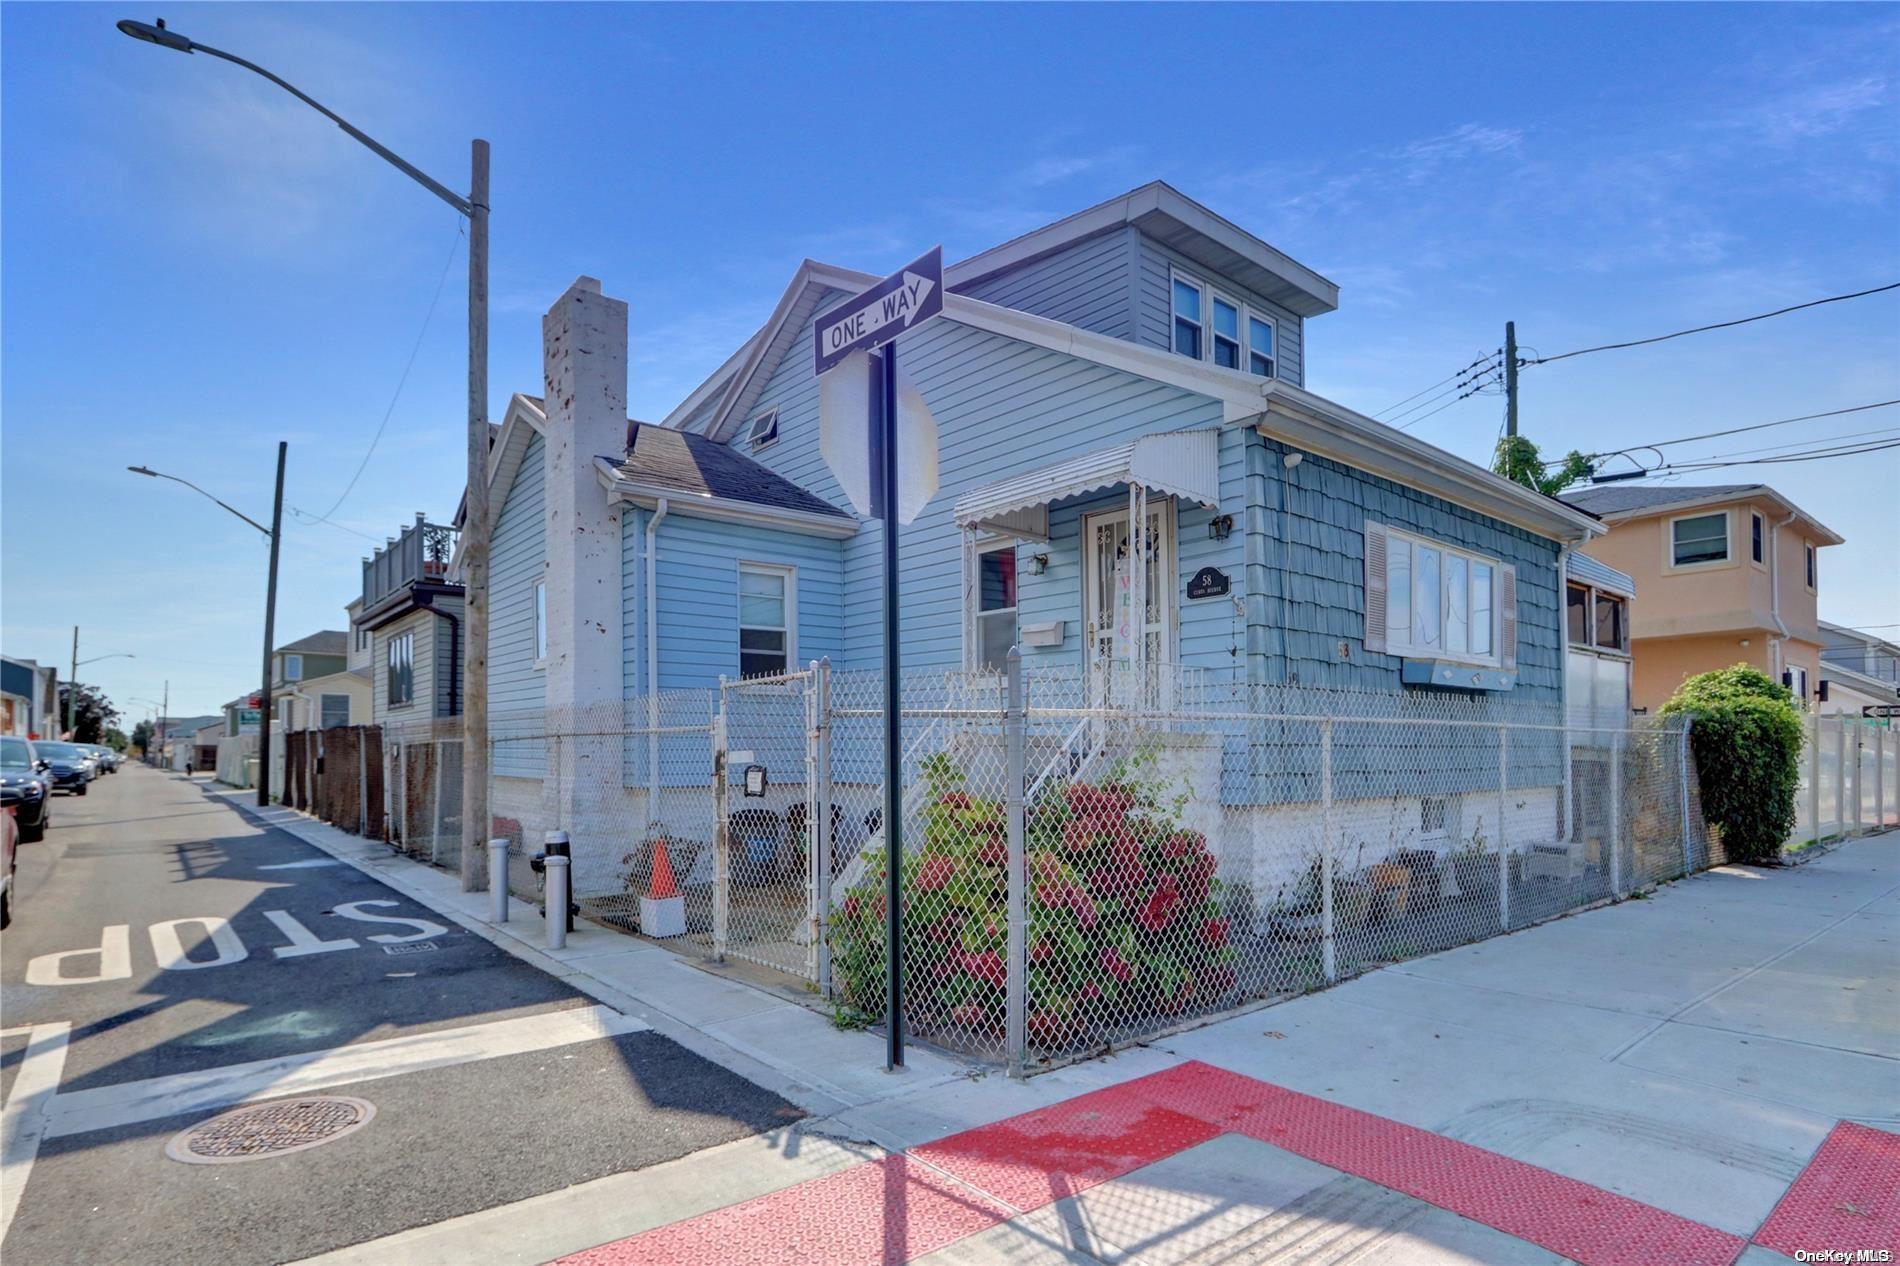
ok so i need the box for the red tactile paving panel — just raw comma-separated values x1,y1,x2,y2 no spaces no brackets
1755,1121,1900,1260
1147,1062,1748,1266
910,1077,1222,1211
551,1154,1014,1266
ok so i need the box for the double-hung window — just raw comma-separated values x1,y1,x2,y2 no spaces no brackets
1211,295,1242,369
1670,512,1729,567
387,632,414,707
320,694,351,729
1171,269,1278,380
1172,277,1204,358
1366,523,1510,667
1247,313,1276,378
973,543,1019,671
738,563,793,679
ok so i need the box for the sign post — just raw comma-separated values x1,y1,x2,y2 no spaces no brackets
814,246,943,1071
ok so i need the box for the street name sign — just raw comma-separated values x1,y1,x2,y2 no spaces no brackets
813,247,942,376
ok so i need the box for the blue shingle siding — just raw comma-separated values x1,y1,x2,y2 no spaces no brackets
489,432,547,776
957,227,1137,341
1232,433,1566,805
1135,234,1304,388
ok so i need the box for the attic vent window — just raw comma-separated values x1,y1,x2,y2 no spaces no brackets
747,409,779,452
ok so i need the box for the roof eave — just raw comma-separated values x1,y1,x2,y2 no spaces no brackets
594,458,859,539
1588,487,1845,545
1258,381,1605,544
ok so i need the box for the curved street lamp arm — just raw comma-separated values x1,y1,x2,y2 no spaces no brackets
129,466,271,537
190,41,473,217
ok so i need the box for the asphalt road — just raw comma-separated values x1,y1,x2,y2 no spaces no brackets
1,765,802,1265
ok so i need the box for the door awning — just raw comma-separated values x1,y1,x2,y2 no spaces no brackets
952,429,1221,540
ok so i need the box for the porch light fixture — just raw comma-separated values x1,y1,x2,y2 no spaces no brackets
1208,514,1234,542
1282,452,1304,469
1031,553,1049,575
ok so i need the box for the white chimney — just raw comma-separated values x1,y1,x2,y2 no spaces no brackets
540,277,627,848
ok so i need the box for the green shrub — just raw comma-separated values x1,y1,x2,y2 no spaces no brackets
829,753,1236,1054
1660,664,1804,862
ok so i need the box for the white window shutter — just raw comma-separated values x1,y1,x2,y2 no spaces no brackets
1363,522,1388,654
1499,564,1518,671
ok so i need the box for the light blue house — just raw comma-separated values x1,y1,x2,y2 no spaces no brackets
480,182,1606,916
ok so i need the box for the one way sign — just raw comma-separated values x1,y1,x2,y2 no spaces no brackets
812,247,942,376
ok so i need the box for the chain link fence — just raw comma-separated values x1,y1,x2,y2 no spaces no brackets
820,657,1716,1074
466,655,1767,1076
489,695,716,936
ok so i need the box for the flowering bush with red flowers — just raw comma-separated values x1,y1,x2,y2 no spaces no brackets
829,752,1237,1056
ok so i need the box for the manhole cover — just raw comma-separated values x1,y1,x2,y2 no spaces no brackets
165,1096,375,1164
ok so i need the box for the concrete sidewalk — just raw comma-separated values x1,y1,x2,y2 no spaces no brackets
227,786,1895,1265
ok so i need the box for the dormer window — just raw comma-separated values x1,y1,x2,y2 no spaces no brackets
1171,268,1276,380
747,408,779,452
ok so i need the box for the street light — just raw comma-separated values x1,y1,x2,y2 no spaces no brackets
130,449,286,808
61,625,139,737
119,16,491,889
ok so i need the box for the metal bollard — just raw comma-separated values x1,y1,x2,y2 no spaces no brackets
545,854,570,950
488,838,511,923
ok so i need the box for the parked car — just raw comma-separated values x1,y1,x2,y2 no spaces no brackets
84,744,120,774
2,781,15,927
0,736,51,842
32,741,96,795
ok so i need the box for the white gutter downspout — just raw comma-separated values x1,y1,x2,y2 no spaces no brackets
1557,545,1573,843
644,498,670,840
1769,510,1796,682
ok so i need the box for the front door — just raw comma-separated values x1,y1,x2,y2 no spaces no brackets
1083,498,1175,703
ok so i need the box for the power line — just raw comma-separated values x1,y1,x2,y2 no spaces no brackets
1558,400,1900,468
303,219,465,528
1395,369,1503,432
1373,351,1496,418
1682,426,1899,464
1638,437,1900,477
1521,282,1900,367
288,508,383,544
1613,399,1900,453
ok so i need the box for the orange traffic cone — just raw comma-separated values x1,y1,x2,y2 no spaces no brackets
649,838,680,900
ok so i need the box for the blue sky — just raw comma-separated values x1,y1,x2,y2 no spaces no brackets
4,2,1896,720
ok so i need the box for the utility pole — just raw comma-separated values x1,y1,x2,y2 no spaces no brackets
258,441,286,808
160,679,169,765
462,139,490,893
1504,320,1519,439
67,626,79,737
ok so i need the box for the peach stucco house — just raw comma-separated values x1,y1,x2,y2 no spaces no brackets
1560,484,1843,714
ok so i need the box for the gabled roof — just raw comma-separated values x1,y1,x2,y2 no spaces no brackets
275,630,347,657
608,424,851,521
1561,483,1844,545
949,180,1339,318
